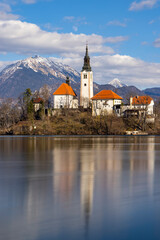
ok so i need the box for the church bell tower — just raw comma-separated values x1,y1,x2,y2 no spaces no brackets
80,45,93,108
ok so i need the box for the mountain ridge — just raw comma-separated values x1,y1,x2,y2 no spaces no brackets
0,56,159,101
0,56,80,98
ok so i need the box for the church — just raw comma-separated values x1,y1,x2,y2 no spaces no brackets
53,76,78,109
53,45,123,115
80,45,123,116
53,45,94,110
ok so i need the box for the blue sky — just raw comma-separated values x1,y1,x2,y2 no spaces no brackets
0,0,160,88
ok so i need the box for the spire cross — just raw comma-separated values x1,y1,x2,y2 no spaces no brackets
86,42,89,57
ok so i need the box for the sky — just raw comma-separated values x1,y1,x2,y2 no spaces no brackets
1,0,160,89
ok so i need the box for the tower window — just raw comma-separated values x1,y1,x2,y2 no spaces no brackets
84,83,87,86
84,74,87,79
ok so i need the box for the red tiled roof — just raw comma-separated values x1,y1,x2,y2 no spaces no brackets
33,97,43,103
91,90,123,100
53,83,76,96
132,96,153,105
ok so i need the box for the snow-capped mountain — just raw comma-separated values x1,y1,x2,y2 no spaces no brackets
109,78,127,88
0,56,157,101
0,56,80,98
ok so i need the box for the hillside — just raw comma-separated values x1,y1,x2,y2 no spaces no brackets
0,55,159,101
94,83,143,103
0,56,80,98
143,88,160,99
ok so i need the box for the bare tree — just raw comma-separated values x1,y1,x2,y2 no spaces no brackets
0,99,21,129
39,84,51,108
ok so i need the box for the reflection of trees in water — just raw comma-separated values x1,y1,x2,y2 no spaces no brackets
0,136,158,239
79,150,95,237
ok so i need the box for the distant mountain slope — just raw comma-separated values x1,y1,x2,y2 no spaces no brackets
94,83,143,103
143,87,160,99
108,78,127,88
0,56,80,98
0,55,159,102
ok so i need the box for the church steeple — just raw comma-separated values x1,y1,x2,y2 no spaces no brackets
82,44,92,72
80,44,93,108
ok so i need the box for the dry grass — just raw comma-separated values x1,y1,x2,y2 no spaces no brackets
2,110,159,135
7,111,126,135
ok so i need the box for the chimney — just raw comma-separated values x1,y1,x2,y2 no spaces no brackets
66,76,70,86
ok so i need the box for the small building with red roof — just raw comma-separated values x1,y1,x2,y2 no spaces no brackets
129,95,154,115
91,90,123,116
122,95,154,119
33,97,44,112
53,77,78,109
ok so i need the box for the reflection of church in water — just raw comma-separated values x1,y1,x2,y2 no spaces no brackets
0,137,156,240
51,137,156,231
52,140,95,231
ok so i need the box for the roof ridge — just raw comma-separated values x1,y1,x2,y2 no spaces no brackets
132,95,153,105
53,82,76,96
92,90,123,100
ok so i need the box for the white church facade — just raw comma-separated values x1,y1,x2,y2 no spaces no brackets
91,90,123,116
53,76,78,109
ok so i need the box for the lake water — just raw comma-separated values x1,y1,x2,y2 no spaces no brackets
0,136,160,240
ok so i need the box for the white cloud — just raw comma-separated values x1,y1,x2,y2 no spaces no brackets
0,3,19,20
0,11,19,20
52,54,160,89
107,20,127,27
63,16,86,24
92,55,160,88
105,36,129,43
0,19,160,89
43,23,63,32
153,37,160,47
0,61,14,71
64,16,75,21
141,41,148,45
0,3,11,12
73,26,78,32
129,0,158,11
0,20,114,55
63,16,88,32
149,19,155,24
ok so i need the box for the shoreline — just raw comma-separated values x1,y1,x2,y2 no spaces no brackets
0,133,158,137
0,111,158,136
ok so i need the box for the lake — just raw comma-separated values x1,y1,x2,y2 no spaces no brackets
0,136,160,240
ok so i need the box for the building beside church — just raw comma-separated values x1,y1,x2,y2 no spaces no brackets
91,90,123,116
130,96,154,115
53,76,78,109
122,95,154,120
33,97,44,112
80,45,93,108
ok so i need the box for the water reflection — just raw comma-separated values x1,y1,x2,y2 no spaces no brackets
0,136,160,240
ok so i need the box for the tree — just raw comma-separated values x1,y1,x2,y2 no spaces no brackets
0,99,21,129
39,84,51,108
19,88,34,120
